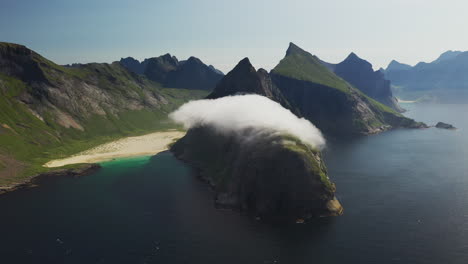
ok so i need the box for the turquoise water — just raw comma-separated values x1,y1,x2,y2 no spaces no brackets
1,103,468,263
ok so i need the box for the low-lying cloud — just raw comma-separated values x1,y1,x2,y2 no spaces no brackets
169,94,325,149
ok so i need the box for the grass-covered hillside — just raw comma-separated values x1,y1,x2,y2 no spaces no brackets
0,42,208,186
270,43,426,136
271,43,350,93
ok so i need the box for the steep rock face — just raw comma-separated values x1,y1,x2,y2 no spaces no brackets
120,55,224,91
119,57,145,74
207,58,294,111
165,57,223,90
333,53,402,112
208,58,264,96
171,125,343,221
271,43,425,136
143,54,179,83
0,43,49,84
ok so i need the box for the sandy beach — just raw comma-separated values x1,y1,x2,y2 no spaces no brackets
44,130,185,168
397,98,416,103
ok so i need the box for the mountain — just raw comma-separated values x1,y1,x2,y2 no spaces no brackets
0,42,208,186
119,55,223,91
165,57,224,90
385,50,468,101
142,54,180,83
119,57,145,74
270,43,424,136
206,43,424,137
433,50,463,63
171,125,343,221
332,52,403,111
386,60,412,72
207,58,293,111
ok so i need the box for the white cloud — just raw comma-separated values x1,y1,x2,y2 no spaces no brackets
169,94,325,149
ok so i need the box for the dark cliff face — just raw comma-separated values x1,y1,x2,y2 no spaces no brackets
0,43,49,84
119,57,145,74
270,73,373,136
120,54,224,91
207,58,264,97
270,43,424,137
171,125,343,221
165,56,223,90
143,54,179,83
207,58,294,112
332,53,403,112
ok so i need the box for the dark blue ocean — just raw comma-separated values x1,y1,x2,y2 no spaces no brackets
1,103,468,263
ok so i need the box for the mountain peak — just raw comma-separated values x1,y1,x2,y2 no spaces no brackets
386,60,412,71
236,57,253,68
286,42,307,56
345,52,360,60
433,50,463,63
337,52,372,71
186,56,203,65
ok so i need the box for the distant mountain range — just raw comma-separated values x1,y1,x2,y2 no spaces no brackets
384,50,468,101
208,43,424,137
120,55,224,91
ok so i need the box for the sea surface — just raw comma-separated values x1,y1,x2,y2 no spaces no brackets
2,103,468,263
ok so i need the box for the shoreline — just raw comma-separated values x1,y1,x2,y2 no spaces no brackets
44,130,186,168
397,98,417,103
0,163,100,196
0,130,186,196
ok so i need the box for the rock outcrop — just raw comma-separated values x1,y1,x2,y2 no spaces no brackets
207,58,293,111
171,125,343,221
435,122,456,129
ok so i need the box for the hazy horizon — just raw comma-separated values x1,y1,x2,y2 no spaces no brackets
2,0,468,72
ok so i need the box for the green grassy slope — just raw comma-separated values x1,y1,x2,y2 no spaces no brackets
269,43,424,136
271,43,350,93
0,42,209,185
272,43,398,114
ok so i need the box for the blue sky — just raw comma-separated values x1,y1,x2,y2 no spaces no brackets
2,0,468,72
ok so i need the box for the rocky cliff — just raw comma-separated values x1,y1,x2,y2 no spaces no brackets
207,58,293,111
206,43,424,137
270,43,425,136
119,54,223,91
333,52,403,112
171,125,343,221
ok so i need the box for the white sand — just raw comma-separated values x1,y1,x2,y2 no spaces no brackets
397,98,416,103
44,131,185,167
